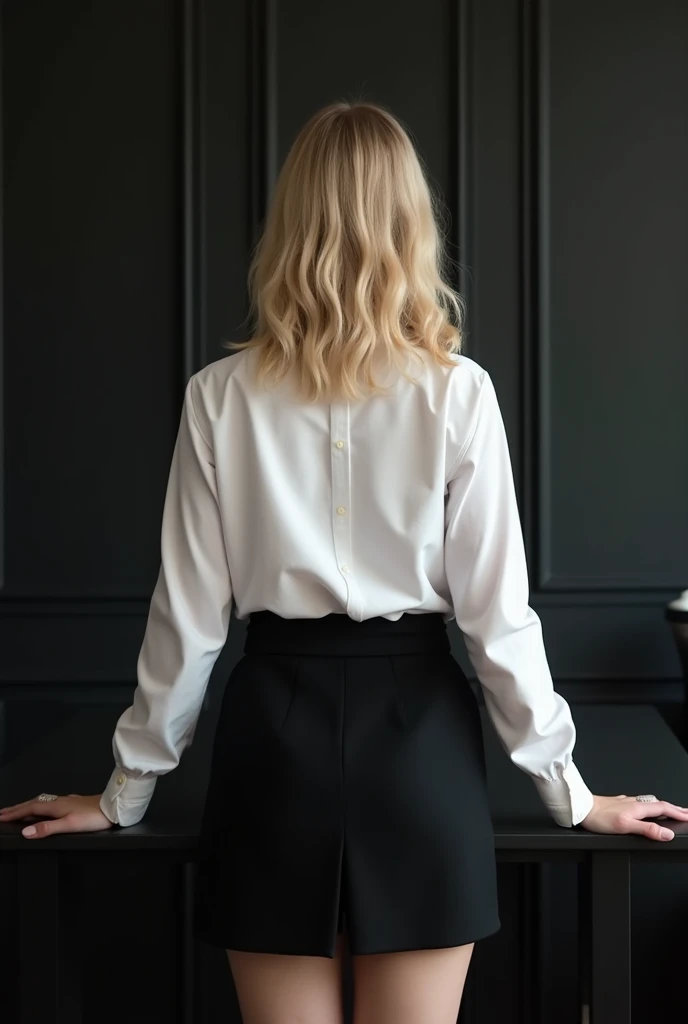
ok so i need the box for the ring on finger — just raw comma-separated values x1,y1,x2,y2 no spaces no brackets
635,794,658,803
37,793,59,803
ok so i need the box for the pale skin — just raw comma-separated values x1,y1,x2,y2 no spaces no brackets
1,794,687,1023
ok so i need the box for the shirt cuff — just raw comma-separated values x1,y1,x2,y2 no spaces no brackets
100,767,158,827
532,760,595,828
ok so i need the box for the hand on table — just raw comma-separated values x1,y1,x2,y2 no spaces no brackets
581,794,688,841
0,794,114,838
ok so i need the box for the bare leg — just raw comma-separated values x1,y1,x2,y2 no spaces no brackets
226,934,347,1024
352,943,474,1024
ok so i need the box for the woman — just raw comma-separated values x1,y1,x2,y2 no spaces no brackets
2,102,686,1024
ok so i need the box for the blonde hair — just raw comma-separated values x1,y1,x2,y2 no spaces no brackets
227,101,464,402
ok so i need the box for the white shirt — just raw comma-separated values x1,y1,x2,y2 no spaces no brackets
99,347,595,829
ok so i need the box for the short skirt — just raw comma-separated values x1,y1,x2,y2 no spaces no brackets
193,611,501,957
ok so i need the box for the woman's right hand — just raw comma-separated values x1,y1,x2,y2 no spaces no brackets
0,793,114,838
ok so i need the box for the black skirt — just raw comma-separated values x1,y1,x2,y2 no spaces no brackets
193,611,501,957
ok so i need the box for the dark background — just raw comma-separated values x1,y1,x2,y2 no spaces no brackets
1,1,687,1021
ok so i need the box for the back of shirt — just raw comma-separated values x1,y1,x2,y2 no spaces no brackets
194,345,484,622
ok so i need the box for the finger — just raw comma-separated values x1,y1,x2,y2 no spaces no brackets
625,800,688,822
656,802,688,821
0,799,43,816
622,817,674,842
0,804,44,821
22,815,79,839
661,800,688,814
0,796,65,816
0,799,69,821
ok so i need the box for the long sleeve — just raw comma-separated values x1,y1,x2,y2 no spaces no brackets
444,370,595,827
99,375,233,827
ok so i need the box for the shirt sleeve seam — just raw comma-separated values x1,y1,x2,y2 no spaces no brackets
446,369,488,481
188,375,213,453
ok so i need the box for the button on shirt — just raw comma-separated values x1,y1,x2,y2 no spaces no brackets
99,348,595,829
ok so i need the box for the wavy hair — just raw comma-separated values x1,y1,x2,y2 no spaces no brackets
226,101,464,402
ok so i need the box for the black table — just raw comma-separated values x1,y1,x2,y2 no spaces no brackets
2,703,688,1024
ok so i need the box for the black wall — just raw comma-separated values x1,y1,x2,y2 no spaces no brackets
1,1,687,1022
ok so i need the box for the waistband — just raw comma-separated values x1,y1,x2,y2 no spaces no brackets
244,611,450,657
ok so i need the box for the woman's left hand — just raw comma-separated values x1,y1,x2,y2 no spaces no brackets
581,794,688,841
0,794,114,838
